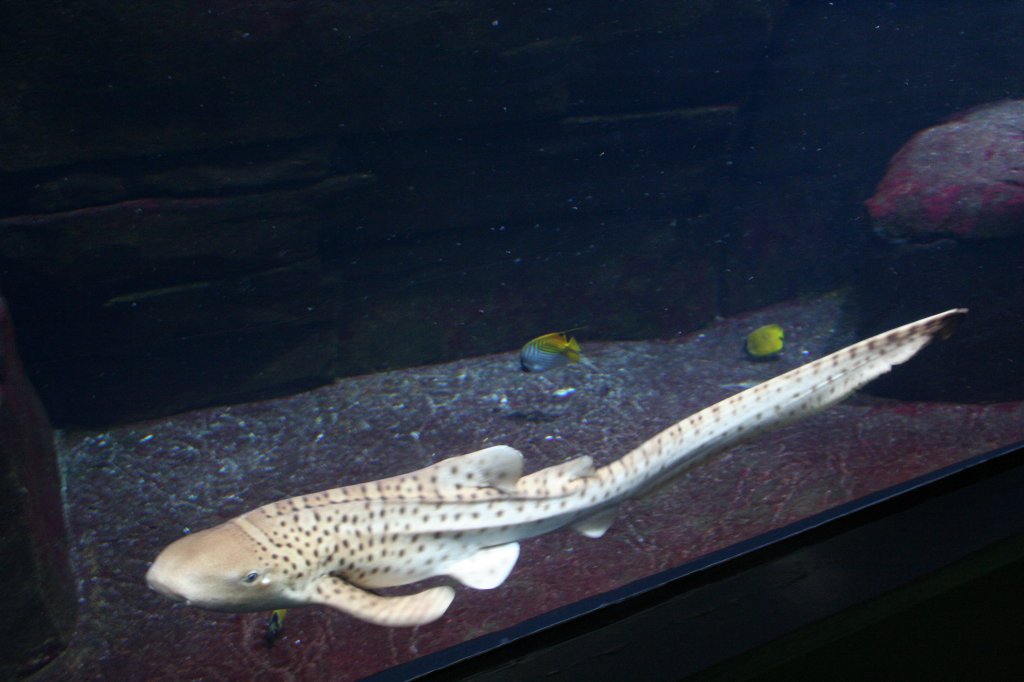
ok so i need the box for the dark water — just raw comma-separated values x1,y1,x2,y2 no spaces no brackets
1,1,1023,679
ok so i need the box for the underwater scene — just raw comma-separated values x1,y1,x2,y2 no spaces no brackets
2,1,1024,680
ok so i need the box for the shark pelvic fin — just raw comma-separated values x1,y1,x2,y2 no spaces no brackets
309,576,454,627
447,543,521,589
571,506,618,538
434,445,524,494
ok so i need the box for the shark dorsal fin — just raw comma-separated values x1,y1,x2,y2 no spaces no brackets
433,445,523,494
524,455,596,485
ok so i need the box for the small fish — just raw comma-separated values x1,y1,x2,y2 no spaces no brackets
520,332,582,372
719,381,761,391
146,309,965,628
745,324,785,359
265,609,287,646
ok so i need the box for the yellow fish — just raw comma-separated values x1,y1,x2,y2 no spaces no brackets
745,324,784,359
265,608,287,646
520,332,582,372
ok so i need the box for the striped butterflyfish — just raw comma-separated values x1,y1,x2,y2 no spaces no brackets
520,332,582,372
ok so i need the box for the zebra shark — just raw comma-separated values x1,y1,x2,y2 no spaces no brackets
147,309,965,627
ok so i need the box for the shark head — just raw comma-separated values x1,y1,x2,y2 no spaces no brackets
146,522,296,612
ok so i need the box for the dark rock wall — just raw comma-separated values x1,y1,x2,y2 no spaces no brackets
2,1,1023,424
1,1,783,425
0,2,777,171
0,293,76,677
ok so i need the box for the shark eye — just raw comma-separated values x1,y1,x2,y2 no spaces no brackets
243,571,260,584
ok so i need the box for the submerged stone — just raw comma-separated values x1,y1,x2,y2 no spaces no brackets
867,100,1024,241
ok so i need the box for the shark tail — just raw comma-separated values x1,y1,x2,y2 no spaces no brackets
606,308,969,499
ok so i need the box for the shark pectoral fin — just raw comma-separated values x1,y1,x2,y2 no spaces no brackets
446,543,520,589
309,576,455,627
435,445,524,494
572,506,618,538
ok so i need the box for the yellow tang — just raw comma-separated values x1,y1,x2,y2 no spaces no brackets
745,324,784,359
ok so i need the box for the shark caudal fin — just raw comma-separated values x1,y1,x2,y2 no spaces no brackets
746,307,968,426
309,576,455,627
613,308,968,499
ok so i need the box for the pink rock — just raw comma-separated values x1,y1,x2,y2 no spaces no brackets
867,100,1024,240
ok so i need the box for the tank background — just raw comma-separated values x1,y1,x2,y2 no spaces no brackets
3,1,1023,425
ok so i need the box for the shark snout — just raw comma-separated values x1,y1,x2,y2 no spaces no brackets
146,560,188,604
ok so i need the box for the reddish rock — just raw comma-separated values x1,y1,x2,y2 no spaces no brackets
867,100,1024,241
